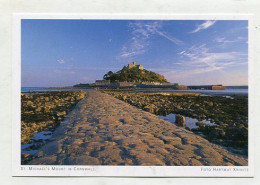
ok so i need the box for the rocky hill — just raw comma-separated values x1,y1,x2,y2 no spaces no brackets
103,65,169,83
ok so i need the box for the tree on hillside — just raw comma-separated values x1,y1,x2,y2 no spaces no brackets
103,71,114,80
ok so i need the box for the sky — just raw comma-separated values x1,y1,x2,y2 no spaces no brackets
22,19,248,87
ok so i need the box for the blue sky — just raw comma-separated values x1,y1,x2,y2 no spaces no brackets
22,19,248,86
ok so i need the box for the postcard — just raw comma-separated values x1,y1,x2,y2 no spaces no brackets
12,14,253,177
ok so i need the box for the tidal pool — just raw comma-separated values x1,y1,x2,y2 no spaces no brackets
158,113,216,129
21,131,53,155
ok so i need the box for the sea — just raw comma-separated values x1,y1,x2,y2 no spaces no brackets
21,87,80,92
21,86,248,96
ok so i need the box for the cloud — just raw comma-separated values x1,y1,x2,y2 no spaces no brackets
214,36,247,44
190,20,216,33
179,51,186,55
160,44,248,83
57,59,65,64
214,37,234,43
119,21,183,59
162,66,248,86
120,51,138,58
178,44,247,73
153,44,243,82
156,30,184,45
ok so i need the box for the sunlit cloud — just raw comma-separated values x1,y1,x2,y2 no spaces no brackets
178,44,247,72
190,20,216,33
159,44,248,84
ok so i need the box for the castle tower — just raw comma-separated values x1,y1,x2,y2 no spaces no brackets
127,61,143,70
138,64,144,70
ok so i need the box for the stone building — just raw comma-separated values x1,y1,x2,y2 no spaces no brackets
127,61,144,70
118,81,135,87
95,80,110,86
141,81,162,85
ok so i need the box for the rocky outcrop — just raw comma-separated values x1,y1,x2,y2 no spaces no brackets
175,114,186,127
28,91,247,166
21,91,86,144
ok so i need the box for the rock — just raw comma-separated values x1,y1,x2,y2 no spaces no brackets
35,107,42,112
185,126,191,131
26,101,34,107
143,104,156,113
23,153,31,158
196,121,206,127
208,127,226,139
21,93,29,99
192,113,197,117
57,111,66,117
175,114,186,127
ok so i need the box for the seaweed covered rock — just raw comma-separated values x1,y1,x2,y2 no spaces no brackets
21,91,86,144
208,127,226,139
143,104,157,113
196,121,206,127
175,114,186,127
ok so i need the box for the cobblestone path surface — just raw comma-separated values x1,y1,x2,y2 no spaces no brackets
29,91,247,166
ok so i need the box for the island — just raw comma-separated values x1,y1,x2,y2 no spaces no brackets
73,61,225,90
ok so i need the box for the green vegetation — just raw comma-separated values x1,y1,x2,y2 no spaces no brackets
103,66,169,83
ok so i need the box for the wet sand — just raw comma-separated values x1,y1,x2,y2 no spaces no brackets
28,91,247,166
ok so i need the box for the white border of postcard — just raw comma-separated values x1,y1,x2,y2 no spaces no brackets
12,13,254,177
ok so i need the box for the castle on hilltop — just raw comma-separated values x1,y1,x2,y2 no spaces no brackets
127,61,144,70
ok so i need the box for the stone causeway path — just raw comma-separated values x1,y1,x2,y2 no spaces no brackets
29,91,247,166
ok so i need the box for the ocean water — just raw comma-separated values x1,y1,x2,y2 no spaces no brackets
21,86,248,96
22,87,50,92
135,86,248,96
21,87,91,92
